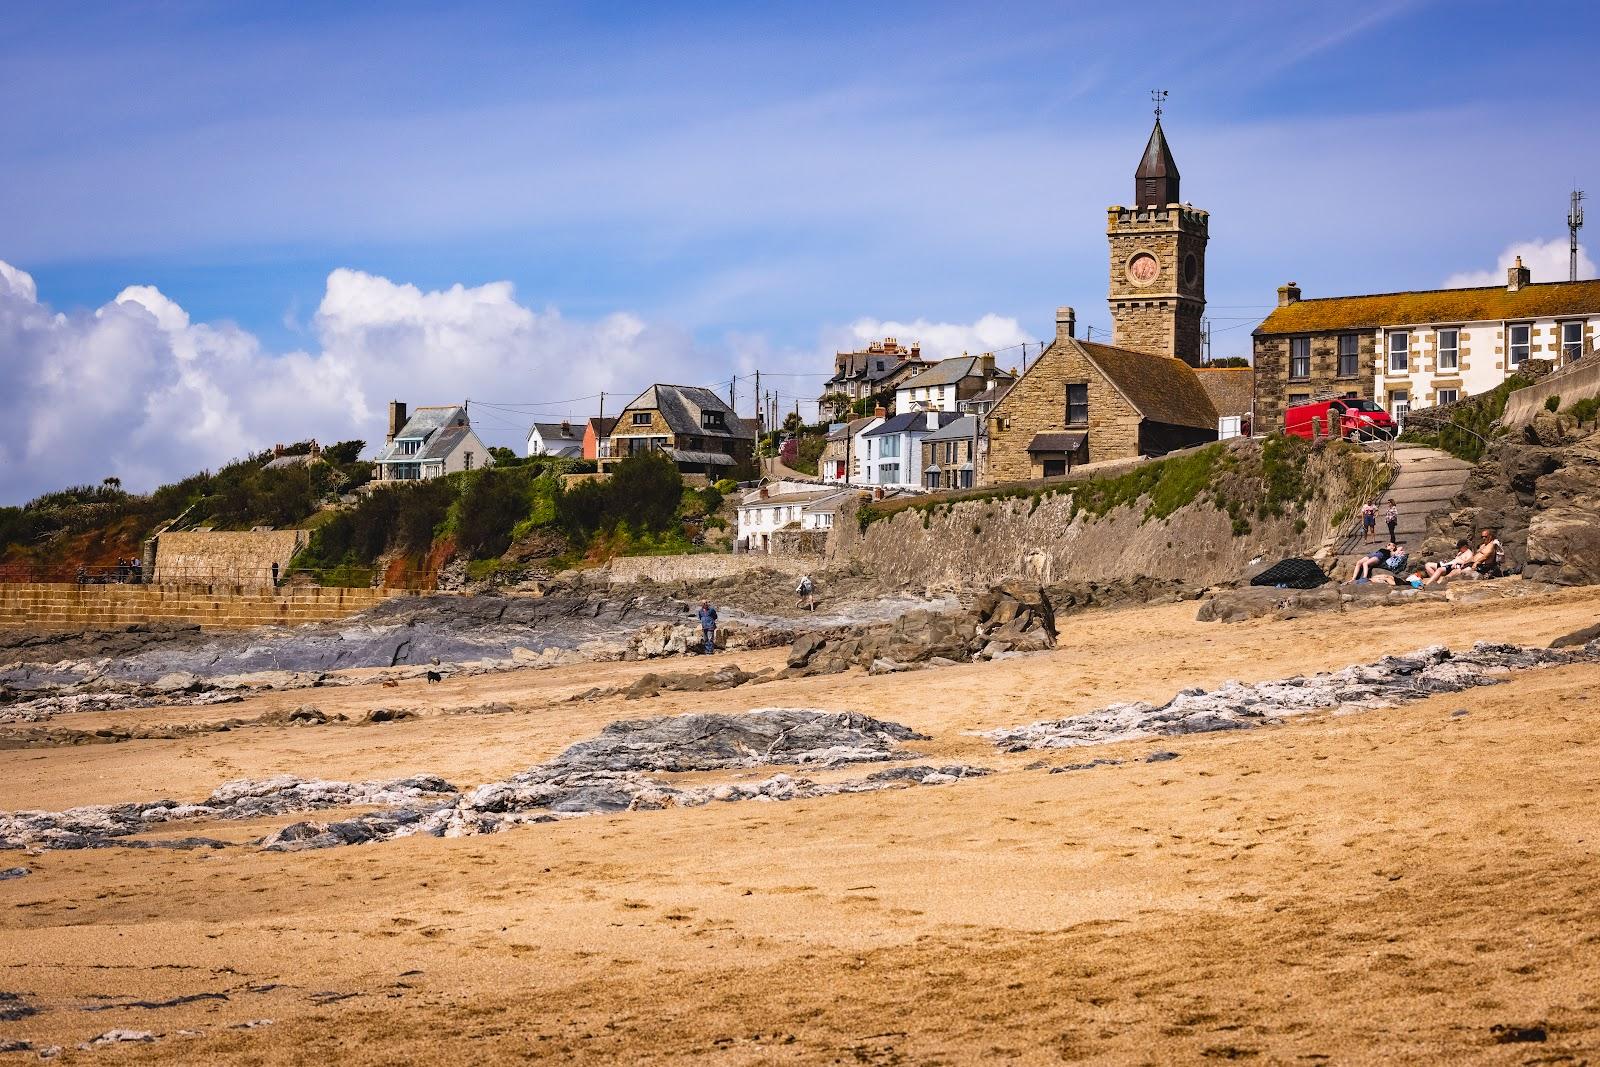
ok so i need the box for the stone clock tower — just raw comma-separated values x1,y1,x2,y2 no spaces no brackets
1106,114,1208,366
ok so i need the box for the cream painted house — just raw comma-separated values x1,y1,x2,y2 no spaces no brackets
1254,260,1600,429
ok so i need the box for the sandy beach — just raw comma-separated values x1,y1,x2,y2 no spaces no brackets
5,586,1600,1064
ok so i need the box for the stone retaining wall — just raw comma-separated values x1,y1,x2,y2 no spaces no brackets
152,530,309,589
604,553,814,584
1503,358,1600,427
0,583,401,629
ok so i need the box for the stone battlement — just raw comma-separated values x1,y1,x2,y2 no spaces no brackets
0,583,403,630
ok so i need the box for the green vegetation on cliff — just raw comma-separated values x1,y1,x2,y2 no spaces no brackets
1399,373,1531,462
859,436,1357,537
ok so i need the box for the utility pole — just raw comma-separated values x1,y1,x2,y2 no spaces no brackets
1570,189,1586,282
728,376,735,408
596,392,605,461
753,370,760,429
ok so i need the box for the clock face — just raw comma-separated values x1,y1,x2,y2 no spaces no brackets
1127,252,1160,287
1184,253,1199,286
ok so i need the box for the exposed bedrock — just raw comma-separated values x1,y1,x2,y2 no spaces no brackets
4,709,985,853
985,642,1594,751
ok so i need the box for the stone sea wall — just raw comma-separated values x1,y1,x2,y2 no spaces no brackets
829,441,1373,589
0,583,398,630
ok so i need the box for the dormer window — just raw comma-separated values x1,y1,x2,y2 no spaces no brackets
399,439,420,456
701,410,725,429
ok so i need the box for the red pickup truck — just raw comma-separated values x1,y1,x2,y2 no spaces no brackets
1284,397,1397,441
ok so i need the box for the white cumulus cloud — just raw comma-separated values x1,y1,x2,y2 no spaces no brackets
1443,237,1596,289
0,257,1033,503
0,260,712,503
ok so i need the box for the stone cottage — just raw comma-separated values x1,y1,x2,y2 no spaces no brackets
983,307,1218,483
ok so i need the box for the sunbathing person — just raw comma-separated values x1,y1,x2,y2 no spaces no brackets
1472,528,1505,577
1350,544,1396,582
1424,540,1475,585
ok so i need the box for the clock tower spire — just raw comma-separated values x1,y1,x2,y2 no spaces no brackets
1106,93,1208,366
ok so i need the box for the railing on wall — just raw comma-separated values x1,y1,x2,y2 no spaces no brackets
0,564,431,590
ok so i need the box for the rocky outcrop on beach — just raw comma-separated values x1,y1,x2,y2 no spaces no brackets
0,775,456,850
985,641,1594,752
784,577,1199,675
3,709,985,853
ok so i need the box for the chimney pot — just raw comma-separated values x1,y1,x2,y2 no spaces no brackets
1277,283,1302,307
1056,306,1076,341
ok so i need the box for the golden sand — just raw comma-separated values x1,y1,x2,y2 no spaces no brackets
4,587,1600,1063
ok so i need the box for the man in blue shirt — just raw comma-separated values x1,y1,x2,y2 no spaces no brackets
697,601,718,655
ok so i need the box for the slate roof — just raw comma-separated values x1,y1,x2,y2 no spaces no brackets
1137,118,1180,183
374,405,473,465
1255,279,1600,335
1027,431,1088,453
1192,366,1255,419
921,415,978,444
1078,341,1218,432
861,411,962,437
962,380,1015,411
736,489,835,509
897,355,1000,390
827,351,925,386
826,416,876,442
617,385,753,440
587,416,617,438
802,490,854,514
530,421,583,449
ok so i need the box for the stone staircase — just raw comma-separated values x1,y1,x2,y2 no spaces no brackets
1327,443,1475,575
0,584,406,630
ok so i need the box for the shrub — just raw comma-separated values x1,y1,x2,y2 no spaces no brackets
1546,394,1562,413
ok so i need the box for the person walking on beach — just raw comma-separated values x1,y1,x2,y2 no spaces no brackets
1361,501,1378,543
697,600,718,655
1384,499,1399,543
795,573,815,612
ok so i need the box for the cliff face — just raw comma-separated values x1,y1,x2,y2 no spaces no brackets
1424,417,1600,585
830,438,1376,591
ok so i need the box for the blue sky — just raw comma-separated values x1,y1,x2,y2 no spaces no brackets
1,0,1598,498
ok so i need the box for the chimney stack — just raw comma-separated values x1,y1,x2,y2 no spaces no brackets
1507,255,1531,292
1277,282,1301,307
874,405,887,419
387,401,407,444
1056,306,1076,341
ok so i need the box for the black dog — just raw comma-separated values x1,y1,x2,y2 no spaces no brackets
425,670,442,684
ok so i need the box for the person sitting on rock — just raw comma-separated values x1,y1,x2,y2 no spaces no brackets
795,574,815,612
1380,542,1409,575
1349,544,1396,582
1472,528,1505,578
1424,540,1475,585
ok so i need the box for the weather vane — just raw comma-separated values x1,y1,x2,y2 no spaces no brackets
1151,89,1168,120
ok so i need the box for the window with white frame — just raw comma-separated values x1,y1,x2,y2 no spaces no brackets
1289,337,1310,380
1436,388,1459,406
1562,321,1585,360
1508,323,1531,365
1337,334,1360,378
1388,331,1409,373
1437,328,1459,371
1389,389,1410,420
